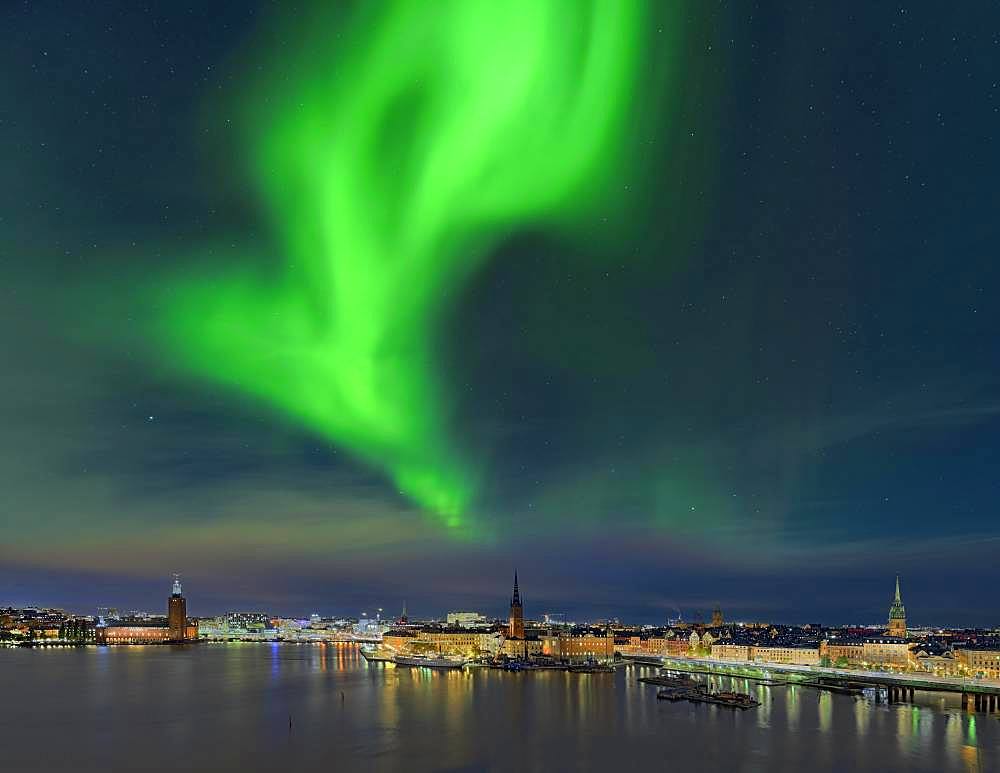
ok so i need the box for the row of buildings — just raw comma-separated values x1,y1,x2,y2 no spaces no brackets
618,577,1000,679
375,573,615,663
376,574,1000,678
1,576,196,645
4,573,998,679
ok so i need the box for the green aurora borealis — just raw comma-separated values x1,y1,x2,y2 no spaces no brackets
5,0,1000,621
159,0,662,531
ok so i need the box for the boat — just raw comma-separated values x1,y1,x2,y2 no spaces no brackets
653,684,760,709
714,691,761,708
393,654,466,669
359,645,395,663
568,663,616,673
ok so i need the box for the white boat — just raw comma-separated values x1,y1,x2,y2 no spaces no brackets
360,645,395,663
393,654,466,669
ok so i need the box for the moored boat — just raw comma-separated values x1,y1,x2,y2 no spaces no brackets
393,654,466,669
360,645,395,663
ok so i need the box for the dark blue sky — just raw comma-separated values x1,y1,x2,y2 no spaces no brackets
2,2,998,625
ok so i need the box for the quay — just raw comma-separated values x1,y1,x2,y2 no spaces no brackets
625,655,1000,712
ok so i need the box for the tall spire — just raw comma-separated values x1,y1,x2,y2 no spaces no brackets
508,570,525,639
887,574,906,637
171,573,182,596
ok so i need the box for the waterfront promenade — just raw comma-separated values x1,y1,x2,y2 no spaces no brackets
632,654,1000,699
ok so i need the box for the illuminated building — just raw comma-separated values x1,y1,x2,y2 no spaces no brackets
820,637,914,667
862,637,914,666
822,640,865,665
662,638,691,656
381,626,503,657
711,605,724,627
711,643,751,662
748,645,820,666
383,629,417,651
508,571,524,640
954,648,1000,679
887,575,907,638
226,612,269,630
503,636,543,658
59,618,96,643
98,624,172,644
446,611,487,628
618,635,681,657
541,629,614,662
96,575,196,645
478,631,504,657
914,651,959,675
413,628,482,655
197,612,277,641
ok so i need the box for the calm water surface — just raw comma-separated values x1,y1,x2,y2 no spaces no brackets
1,644,996,772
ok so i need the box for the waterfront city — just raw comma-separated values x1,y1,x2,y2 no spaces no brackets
5,573,999,709
6,2,1000,768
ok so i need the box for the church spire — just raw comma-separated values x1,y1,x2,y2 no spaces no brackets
508,570,525,639
887,574,907,638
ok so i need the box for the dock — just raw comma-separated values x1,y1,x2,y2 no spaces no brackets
652,683,760,709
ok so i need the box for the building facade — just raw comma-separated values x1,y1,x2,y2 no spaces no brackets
955,648,1000,679
748,645,820,666
414,628,483,655
711,644,751,662
446,612,487,628
502,637,544,658
542,629,615,662
862,637,914,666
383,630,418,652
822,640,865,665
97,624,172,644
59,618,96,643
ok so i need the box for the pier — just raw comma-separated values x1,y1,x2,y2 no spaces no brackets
627,655,1000,711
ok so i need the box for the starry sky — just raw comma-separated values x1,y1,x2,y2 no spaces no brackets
2,1,998,626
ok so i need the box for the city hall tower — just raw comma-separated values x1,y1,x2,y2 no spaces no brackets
168,574,187,642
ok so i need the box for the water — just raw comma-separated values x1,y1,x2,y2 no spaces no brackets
1,644,996,772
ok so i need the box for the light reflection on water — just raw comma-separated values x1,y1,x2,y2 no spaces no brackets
0,646,996,772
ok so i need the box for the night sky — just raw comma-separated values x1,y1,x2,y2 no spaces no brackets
3,1,998,626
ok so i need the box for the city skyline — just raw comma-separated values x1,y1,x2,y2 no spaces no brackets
4,571,989,633
3,3,999,627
